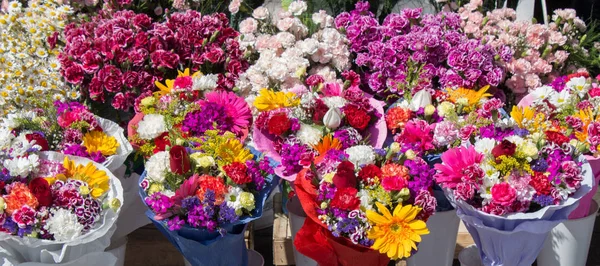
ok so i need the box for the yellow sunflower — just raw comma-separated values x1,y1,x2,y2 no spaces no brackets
57,157,110,199
82,130,119,156
366,202,429,260
253,88,300,111
154,68,202,97
446,85,492,112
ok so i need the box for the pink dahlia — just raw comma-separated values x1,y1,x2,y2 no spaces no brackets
434,146,484,189
202,91,252,138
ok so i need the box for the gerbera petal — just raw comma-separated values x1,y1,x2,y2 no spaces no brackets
387,243,397,259
395,204,412,220
375,202,393,219
367,210,390,225
402,240,413,258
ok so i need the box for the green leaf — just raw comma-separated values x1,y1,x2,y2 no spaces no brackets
282,0,293,11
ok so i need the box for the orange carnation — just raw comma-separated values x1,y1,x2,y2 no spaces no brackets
196,175,228,205
381,163,409,179
4,183,39,215
385,107,411,134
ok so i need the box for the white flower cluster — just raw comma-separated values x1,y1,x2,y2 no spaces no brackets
44,208,84,241
0,1,76,114
137,114,168,140
0,130,41,178
236,1,350,95
530,76,591,109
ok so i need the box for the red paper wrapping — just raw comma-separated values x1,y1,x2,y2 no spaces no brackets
294,169,390,266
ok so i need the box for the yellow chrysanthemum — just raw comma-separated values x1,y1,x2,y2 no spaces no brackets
366,203,429,260
253,88,300,111
154,68,202,97
82,130,119,156
446,85,492,112
59,157,110,199
510,106,546,132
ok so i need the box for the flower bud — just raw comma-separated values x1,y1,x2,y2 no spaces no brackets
239,192,256,211
191,153,216,168
0,197,5,214
390,142,400,153
405,149,416,160
424,104,436,116
409,90,432,111
323,108,342,129
109,198,121,212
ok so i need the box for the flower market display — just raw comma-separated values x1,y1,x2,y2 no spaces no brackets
0,0,599,265
132,69,278,266
0,129,122,264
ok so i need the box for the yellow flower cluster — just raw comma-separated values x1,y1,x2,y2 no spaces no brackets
198,130,254,167
48,157,110,199
0,1,76,114
82,130,120,156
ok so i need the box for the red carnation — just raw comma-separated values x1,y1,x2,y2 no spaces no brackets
332,161,357,189
153,132,171,153
566,72,589,82
344,105,371,130
330,187,360,211
545,131,570,146
169,145,191,175
529,172,552,195
29,178,52,207
491,140,516,158
26,133,49,151
312,99,329,124
223,162,252,184
267,113,291,136
358,164,382,183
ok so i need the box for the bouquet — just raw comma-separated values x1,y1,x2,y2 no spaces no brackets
434,106,593,266
0,130,122,264
336,2,509,101
3,100,133,172
458,0,588,101
519,72,600,218
132,70,278,266
293,140,436,265
251,71,387,181
0,0,77,114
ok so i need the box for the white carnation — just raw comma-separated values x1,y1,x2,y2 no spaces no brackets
474,138,496,155
193,74,219,91
296,124,322,146
345,145,376,166
4,154,39,178
146,152,170,183
296,38,319,55
275,32,296,48
44,208,84,241
288,0,307,16
137,114,167,140
322,96,347,109
252,6,270,20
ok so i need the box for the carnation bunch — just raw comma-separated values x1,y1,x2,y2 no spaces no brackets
458,0,587,100
434,105,586,215
0,132,120,241
0,0,77,114
60,9,247,120
236,1,351,97
250,70,386,180
2,100,124,166
336,2,509,101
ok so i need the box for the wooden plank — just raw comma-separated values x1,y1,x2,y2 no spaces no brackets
273,192,295,265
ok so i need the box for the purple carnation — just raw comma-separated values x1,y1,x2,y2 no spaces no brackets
181,103,233,137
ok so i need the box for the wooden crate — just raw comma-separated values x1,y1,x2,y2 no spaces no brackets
245,222,254,250
272,192,295,266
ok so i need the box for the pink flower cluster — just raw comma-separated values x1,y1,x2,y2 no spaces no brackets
459,0,587,98
60,10,246,113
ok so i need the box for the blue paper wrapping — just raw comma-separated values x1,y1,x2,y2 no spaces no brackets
424,153,455,212
138,147,280,266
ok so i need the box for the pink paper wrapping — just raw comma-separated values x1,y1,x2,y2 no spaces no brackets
127,112,145,150
519,94,600,219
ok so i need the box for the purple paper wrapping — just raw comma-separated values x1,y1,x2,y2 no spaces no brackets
449,159,594,266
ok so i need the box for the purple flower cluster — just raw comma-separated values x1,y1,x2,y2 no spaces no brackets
63,144,106,164
336,2,508,99
182,103,233,137
246,158,274,191
405,158,435,195
333,128,363,149
279,142,309,176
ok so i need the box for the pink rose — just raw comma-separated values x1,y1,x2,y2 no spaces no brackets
491,183,517,207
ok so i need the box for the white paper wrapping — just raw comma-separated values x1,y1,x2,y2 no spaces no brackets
96,117,133,173
110,167,149,240
0,152,124,265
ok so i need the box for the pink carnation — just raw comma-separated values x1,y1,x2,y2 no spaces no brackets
491,183,517,207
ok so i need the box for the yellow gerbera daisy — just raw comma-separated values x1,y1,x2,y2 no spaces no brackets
216,138,254,165
366,202,429,260
253,88,300,111
154,68,202,97
82,130,119,156
59,157,110,199
446,85,492,112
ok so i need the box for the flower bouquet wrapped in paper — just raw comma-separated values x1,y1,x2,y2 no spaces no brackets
434,106,593,266
293,139,437,266
2,100,133,172
132,70,278,266
0,132,122,265
519,72,600,218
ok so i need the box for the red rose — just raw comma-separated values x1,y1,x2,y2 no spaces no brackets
153,132,171,153
29,178,52,207
267,113,291,136
169,145,191,175
223,162,252,185
312,99,329,124
357,164,382,183
25,133,49,151
545,131,570,146
491,140,516,158
332,161,357,189
330,187,360,211
344,105,371,130
529,172,552,195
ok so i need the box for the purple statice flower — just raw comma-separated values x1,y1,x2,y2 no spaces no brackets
336,216,360,235
218,202,239,224
145,193,173,214
531,158,549,172
181,196,201,210
551,76,567,92
333,128,362,149
17,225,33,238
181,103,233,137
316,183,337,202
63,144,90,158
279,142,309,176
203,190,216,207
533,194,554,207
2,217,16,234
246,160,265,190
167,216,184,230
54,100,86,115
513,128,530,137
187,204,210,229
